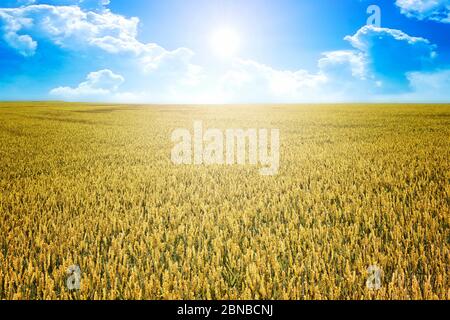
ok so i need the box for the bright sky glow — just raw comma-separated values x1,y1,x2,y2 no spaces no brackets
211,27,241,59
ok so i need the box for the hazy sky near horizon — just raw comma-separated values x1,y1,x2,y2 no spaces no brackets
0,0,449,103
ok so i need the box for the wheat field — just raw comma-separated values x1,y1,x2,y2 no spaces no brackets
0,102,448,300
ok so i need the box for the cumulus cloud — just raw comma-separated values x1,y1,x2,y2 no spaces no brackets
0,4,140,56
50,69,125,100
5,1,110,10
0,2,201,89
3,32,37,57
396,0,450,23
318,50,367,80
406,69,450,100
220,59,327,102
313,50,379,100
344,25,437,92
0,4,198,68
141,47,204,86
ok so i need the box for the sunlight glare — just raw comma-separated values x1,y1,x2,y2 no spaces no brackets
211,27,240,59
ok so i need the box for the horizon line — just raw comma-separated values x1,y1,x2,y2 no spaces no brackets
1,100,450,106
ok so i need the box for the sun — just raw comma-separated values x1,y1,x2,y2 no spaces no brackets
210,27,240,59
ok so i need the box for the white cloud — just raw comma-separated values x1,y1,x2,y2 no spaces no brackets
344,25,437,92
344,25,435,53
318,50,367,80
141,47,205,86
406,69,450,100
3,31,37,56
396,0,450,23
7,1,111,10
219,58,328,102
0,3,202,86
0,4,185,60
50,69,125,100
0,4,141,56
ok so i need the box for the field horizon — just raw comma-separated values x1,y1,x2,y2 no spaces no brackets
3,101,450,106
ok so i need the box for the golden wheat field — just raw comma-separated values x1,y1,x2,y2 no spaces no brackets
0,102,448,300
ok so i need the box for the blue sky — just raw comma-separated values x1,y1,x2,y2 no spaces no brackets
0,0,449,103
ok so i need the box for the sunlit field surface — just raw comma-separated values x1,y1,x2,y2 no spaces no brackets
0,102,448,300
